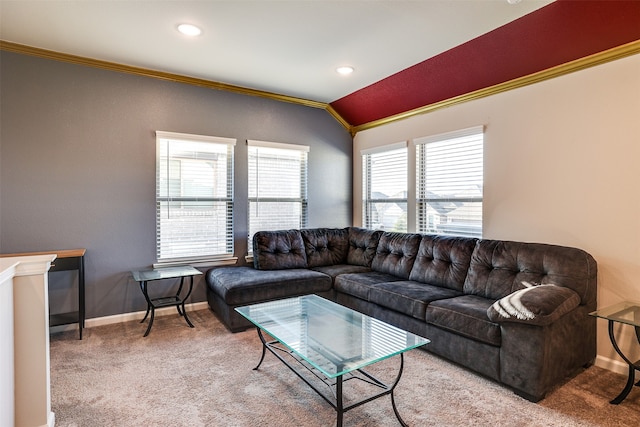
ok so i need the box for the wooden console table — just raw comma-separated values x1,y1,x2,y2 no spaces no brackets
0,248,86,339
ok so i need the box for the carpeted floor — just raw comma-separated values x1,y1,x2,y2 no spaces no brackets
50,309,640,426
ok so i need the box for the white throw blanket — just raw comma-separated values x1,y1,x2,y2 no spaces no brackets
491,281,557,320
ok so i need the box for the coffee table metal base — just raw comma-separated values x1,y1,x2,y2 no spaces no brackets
253,328,408,427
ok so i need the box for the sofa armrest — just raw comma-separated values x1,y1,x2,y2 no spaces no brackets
487,283,581,326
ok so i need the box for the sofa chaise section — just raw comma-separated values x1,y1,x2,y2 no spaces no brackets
206,227,381,332
206,267,332,332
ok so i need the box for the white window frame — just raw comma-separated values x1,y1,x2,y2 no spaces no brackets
247,140,309,254
155,131,237,267
357,126,484,238
414,126,484,238
361,142,408,232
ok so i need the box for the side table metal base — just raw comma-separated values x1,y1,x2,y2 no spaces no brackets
611,365,640,405
133,269,199,337
608,320,640,405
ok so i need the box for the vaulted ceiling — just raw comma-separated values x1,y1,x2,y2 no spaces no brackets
1,1,639,134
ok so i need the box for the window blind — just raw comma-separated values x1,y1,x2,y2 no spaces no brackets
362,145,408,232
415,127,483,238
248,140,308,252
156,131,235,263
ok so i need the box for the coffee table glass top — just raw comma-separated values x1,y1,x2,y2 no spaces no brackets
236,295,429,378
590,301,640,328
131,265,202,282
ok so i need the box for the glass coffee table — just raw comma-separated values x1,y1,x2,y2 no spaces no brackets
590,301,640,404
236,295,429,426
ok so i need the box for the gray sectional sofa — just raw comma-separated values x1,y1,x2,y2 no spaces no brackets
206,227,597,402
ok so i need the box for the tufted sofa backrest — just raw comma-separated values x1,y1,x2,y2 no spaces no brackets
253,229,307,270
301,228,349,268
347,227,383,267
371,232,422,279
408,235,477,291
463,239,598,306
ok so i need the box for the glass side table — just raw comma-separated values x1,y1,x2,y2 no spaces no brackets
131,266,202,337
590,301,640,404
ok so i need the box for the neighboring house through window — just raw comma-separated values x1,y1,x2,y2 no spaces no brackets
248,140,309,252
155,131,235,265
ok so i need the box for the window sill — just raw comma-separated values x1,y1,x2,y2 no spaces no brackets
153,257,238,269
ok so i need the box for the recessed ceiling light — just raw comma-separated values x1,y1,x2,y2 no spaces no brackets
177,24,202,36
336,66,354,75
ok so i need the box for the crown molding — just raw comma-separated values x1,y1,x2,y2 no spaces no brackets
0,40,332,111
351,39,640,135
325,104,353,134
4,39,639,138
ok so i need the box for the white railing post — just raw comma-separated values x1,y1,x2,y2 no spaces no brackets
10,254,56,427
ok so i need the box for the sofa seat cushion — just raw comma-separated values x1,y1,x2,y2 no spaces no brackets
310,264,371,281
207,266,331,306
334,271,403,301
426,295,501,346
368,281,464,320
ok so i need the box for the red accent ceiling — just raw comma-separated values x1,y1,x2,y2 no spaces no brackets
330,0,640,128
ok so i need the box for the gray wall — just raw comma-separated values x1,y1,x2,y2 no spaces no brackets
0,51,353,319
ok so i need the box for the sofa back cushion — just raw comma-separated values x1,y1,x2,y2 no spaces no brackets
408,235,477,291
371,232,422,279
463,239,598,306
301,228,349,268
347,227,383,267
253,229,307,270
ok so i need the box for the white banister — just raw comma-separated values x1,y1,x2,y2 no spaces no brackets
0,254,56,427
0,259,19,427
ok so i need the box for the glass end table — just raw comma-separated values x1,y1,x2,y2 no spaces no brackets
131,266,202,337
590,301,640,404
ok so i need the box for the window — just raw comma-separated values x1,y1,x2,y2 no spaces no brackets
248,140,308,251
156,131,235,264
362,143,408,232
415,127,484,238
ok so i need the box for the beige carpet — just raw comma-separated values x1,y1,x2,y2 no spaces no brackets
50,309,640,426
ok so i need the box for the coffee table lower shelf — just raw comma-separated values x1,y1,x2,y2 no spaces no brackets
253,328,408,427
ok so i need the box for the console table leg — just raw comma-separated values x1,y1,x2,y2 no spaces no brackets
78,255,85,340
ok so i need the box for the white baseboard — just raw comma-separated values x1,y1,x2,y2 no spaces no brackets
49,301,209,334
594,355,629,376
